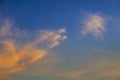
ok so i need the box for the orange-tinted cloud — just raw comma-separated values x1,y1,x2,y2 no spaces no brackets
0,18,67,80
0,40,46,75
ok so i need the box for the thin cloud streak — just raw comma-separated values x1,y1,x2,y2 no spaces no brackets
60,56,120,80
39,28,67,48
21,54,120,80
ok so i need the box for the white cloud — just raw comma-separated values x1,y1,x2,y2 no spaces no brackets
39,28,67,48
81,13,106,38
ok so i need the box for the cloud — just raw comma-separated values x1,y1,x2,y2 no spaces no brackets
0,19,12,37
39,28,67,48
9,47,120,80
81,13,106,38
0,18,67,80
60,55,120,80
0,40,46,75
21,53,120,80
19,53,60,76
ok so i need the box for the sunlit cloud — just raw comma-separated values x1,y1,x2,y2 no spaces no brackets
0,18,67,80
81,13,106,38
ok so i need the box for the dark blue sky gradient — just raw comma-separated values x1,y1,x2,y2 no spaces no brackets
1,0,119,30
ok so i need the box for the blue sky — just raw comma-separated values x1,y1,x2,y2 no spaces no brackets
0,0,120,80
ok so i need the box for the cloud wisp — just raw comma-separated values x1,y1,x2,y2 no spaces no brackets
81,13,106,38
0,18,67,80
20,53,120,80
39,28,67,48
60,55,120,80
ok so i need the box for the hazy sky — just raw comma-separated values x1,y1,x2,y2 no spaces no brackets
0,0,120,80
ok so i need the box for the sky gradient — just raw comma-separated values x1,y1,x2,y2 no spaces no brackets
0,0,120,80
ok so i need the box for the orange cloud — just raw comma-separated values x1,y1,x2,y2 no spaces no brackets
0,40,47,80
0,18,67,80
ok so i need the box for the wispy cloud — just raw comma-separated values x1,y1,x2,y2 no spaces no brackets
60,55,120,80
0,18,67,80
81,13,106,38
39,28,67,48
21,53,120,80
0,19,12,37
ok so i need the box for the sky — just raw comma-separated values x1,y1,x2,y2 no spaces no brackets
0,0,120,80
